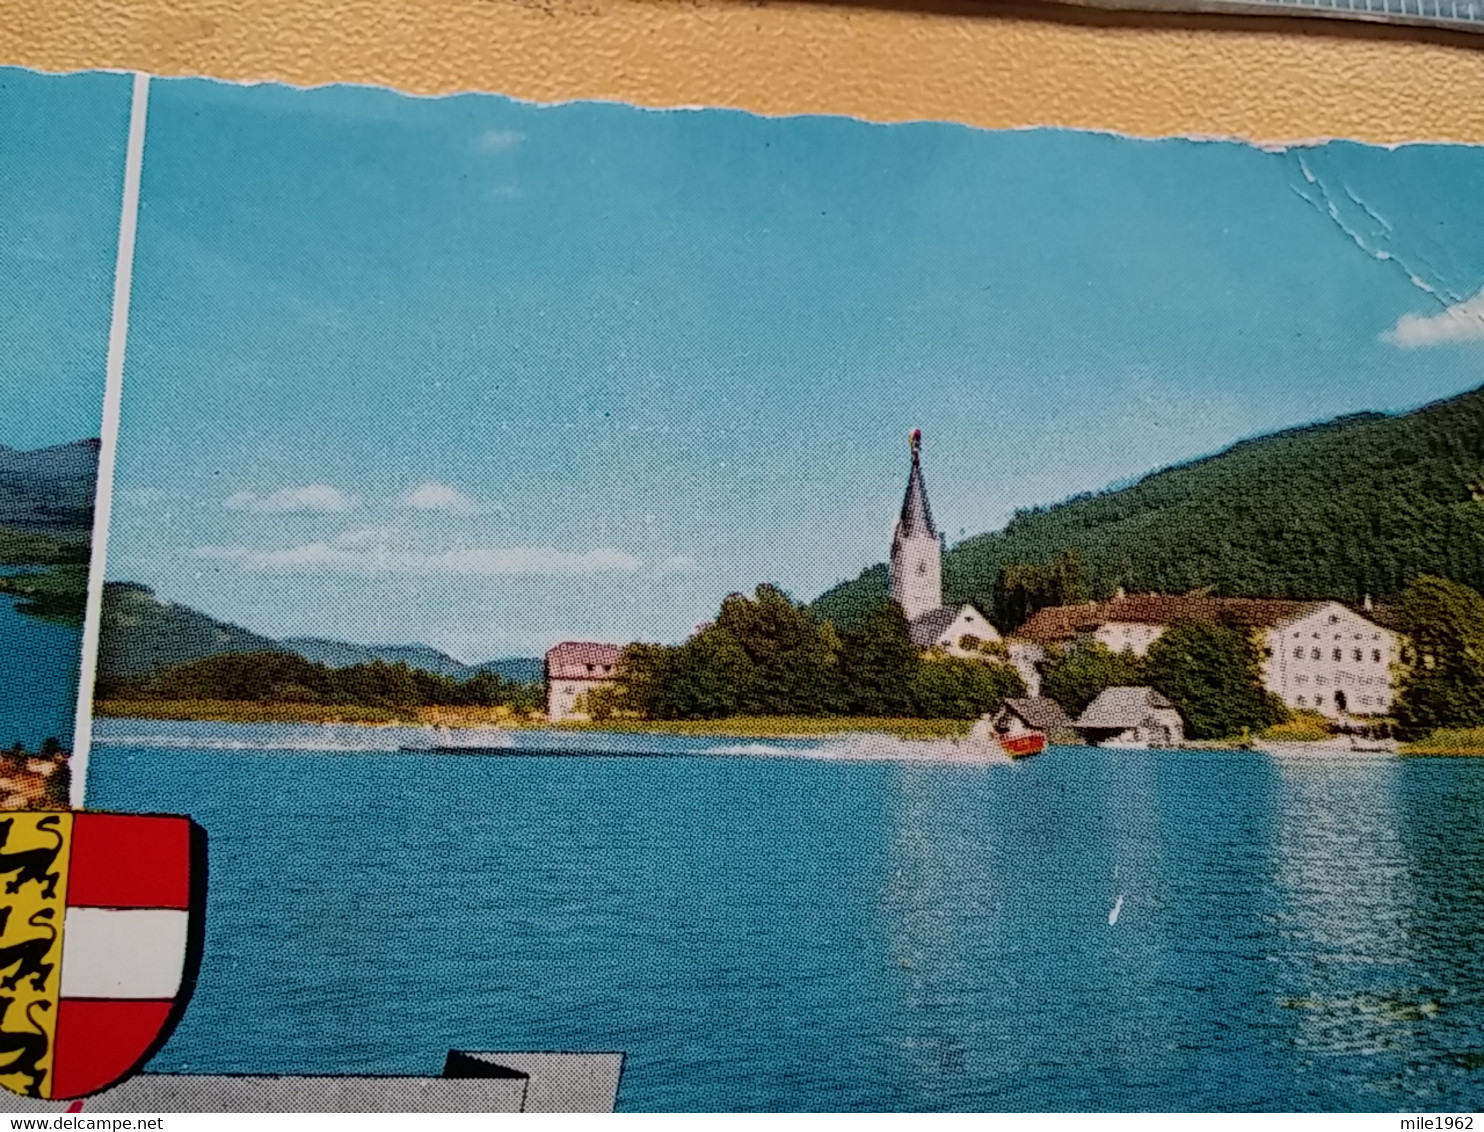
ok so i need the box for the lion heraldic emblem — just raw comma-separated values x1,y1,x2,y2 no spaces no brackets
0,812,206,1101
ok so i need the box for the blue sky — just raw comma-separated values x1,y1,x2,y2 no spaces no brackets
1,68,129,449
81,75,1484,660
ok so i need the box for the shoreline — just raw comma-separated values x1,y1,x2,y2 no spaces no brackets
93,700,1484,753
95,700,974,740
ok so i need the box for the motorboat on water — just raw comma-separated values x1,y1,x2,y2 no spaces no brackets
997,731,1047,758
965,713,1046,758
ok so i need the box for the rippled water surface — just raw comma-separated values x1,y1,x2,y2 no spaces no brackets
88,720,1484,1111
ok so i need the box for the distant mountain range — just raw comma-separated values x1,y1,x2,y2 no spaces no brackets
814,383,1484,632
98,583,543,685
281,637,542,684
0,439,99,537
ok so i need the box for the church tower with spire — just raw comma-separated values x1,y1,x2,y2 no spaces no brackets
889,429,944,621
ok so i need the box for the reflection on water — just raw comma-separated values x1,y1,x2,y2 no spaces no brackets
880,766,1003,1109
1267,753,1484,1105
1270,755,1416,1065
86,721,1484,1111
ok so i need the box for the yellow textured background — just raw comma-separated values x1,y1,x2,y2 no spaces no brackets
3,0,1483,146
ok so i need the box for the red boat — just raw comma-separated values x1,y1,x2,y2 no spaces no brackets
998,731,1047,758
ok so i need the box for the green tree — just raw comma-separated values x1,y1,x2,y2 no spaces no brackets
990,551,1090,632
1393,575,1484,738
839,601,920,716
655,627,756,719
1041,642,1145,717
613,642,672,718
910,657,1025,719
456,670,506,707
333,659,422,709
1144,621,1284,740
147,651,335,703
580,684,622,722
714,585,843,714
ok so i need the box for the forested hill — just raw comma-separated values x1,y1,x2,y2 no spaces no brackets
813,383,1484,633
0,439,98,536
97,582,543,686
0,439,99,566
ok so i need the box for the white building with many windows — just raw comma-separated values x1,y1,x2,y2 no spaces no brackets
1266,600,1399,717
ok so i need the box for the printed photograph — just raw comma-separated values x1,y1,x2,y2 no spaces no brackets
55,71,1484,1110
0,69,130,810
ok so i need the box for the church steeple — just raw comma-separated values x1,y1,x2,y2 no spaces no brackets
888,428,944,621
897,428,937,540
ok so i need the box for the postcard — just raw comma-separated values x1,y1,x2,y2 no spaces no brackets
2,64,1483,1113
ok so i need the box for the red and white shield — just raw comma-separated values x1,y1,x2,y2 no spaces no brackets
0,812,205,1101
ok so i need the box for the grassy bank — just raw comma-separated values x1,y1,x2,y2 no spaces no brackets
84,700,1484,753
95,700,973,739
553,716,973,740
1401,728,1484,757
96,699,405,724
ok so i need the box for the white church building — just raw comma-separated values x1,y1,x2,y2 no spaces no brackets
887,431,1041,693
889,430,999,656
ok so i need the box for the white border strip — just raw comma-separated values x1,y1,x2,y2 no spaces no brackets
71,72,151,809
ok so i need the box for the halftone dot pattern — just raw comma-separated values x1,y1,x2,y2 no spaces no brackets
5,54,1484,1114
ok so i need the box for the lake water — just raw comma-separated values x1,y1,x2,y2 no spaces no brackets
0,572,82,749
88,719,1484,1112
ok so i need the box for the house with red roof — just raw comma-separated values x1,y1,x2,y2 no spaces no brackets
544,641,623,721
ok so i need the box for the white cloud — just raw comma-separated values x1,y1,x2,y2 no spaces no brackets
473,128,525,154
194,529,642,577
1382,289,1484,347
224,484,359,514
398,482,478,514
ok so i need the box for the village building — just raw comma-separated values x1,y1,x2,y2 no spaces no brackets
1017,591,1399,719
1075,686,1185,747
888,431,1002,661
1005,642,1045,699
544,641,622,722
991,696,1079,745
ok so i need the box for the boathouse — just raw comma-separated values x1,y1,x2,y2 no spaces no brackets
991,696,1079,745
1075,686,1185,748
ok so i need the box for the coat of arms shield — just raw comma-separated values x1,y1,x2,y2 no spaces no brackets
0,812,205,1101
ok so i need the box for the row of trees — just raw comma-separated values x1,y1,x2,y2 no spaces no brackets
1390,576,1484,738
606,575,1484,738
603,585,1024,721
106,651,544,712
